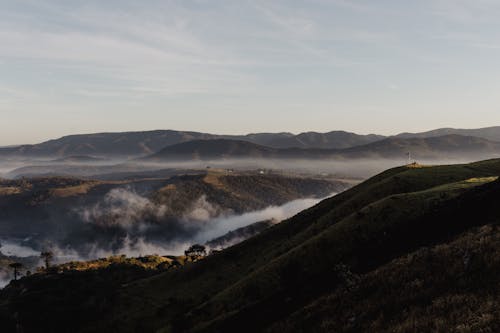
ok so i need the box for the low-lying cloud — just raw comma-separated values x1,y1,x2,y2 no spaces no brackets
182,195,221,222
78,188,168,229
3,191,333,262
194,195,331,243
0,239,39,257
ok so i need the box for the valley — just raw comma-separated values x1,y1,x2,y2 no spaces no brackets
0,169,349,282
4,2,500,331
1,158,499,332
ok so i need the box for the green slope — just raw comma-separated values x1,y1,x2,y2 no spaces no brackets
266,224,500,333
94,159,500,332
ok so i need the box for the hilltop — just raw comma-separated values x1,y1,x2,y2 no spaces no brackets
1,159,499,332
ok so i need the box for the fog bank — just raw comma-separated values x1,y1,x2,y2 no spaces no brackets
0,193,333,268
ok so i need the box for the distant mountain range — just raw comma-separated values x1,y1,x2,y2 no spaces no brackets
2,126,500,159
395,126,500,142
144,135,500,161
340,134,500,159
0,130,383,157
255,131,385,149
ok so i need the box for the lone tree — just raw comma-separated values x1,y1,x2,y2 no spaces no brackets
184,244,207,257
40,251,54,270
9,262,23,281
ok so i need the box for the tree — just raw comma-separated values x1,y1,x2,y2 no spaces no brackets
40,251,54,270
9,262,23,281
184,244,207,257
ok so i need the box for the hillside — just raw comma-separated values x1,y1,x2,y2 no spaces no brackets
205,220,275,249
0,159,500,332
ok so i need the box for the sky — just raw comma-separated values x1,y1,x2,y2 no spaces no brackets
1,0,500,145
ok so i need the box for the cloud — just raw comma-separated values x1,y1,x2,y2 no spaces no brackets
78,188,167,229
194,195,333,243
182,195,221,222
2,187,335,262
0,240,39,257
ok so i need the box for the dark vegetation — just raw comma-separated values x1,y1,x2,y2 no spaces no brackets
267,224,500,332
0,254,204,332
153,171,344,215
1,159,500,332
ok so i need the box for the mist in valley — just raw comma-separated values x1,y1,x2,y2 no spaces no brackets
0,156,484,180
0,188,333,281
0,154,492,286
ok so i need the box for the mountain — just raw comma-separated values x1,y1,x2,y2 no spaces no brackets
143,139,281,160
341,134,500,159
1,159,500,332
143,135,500,161
3,127,500,159
0,130,384,158
0,130,220,158
396,126,500,142
262,131,385,149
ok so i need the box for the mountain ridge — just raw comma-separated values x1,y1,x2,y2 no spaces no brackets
3,126,500,158
0,130,383,158
395,125,500,142
143,134,500,161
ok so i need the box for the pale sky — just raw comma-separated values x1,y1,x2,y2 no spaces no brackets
1,0,500,145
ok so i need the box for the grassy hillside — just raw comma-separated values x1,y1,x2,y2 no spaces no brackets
1,159,500,332
267,224,500,332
